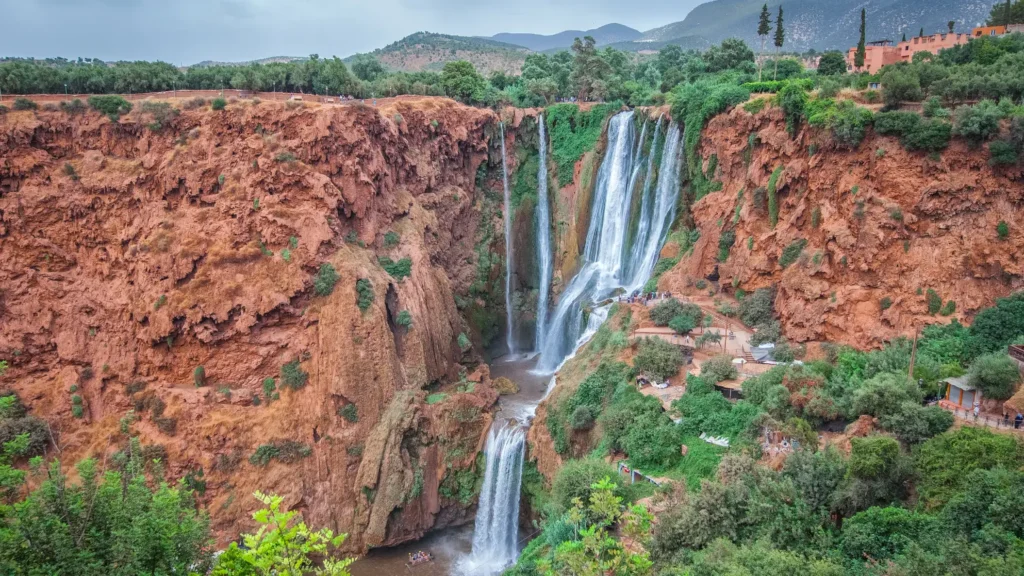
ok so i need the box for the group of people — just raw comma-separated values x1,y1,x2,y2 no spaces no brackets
408,550,431,564
618,291,672,305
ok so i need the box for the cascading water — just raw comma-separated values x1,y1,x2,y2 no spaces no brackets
461,423,526,574
536,112,683,373
534,115,552,352
500,123,516,355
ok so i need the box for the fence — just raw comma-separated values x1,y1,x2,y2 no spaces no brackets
943,405,1024,432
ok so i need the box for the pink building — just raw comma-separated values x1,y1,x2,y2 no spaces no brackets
896,32,970,62
845,41,900,74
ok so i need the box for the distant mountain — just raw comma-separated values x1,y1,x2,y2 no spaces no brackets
639,0,993,52
346,32,529,75
191,56,305,68
489,24,642,51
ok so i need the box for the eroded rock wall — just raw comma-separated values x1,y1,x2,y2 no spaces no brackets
0,96,508,551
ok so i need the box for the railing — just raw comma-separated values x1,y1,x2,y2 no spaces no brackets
942,404,1024,432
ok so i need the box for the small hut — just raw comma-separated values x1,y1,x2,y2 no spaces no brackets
943,375,980,408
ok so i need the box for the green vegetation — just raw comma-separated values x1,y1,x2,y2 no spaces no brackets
778,237,807,268
87,95,131,120
717,229,736,262
193,365,206,387
967,352,1021,400
212,492,352,576
249,440,312,466
634,338,684,381
356,278,374,312
314,263,338,296
378,256,412,280
425,393,448,405
280,360,308,390
766,165,783,227
210,97,226,111
274,151,297,163
338,403,358,423
926,288,943,315
998,220,1010,239
457,333,471,352
545,103,620,186
396,310,413,328
880,296,893,311
13,97,37,111
382,230,400,248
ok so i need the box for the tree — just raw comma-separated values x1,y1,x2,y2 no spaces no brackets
817,51,847,76
0,444,214,575
704,39,755,73
757,4,772,81
701,354,739,383
570,36,611,102
773,6,786,80
633,337,684,381
218,492,353,576
350,55,385,82
855,9,866,70
967,352,1020,400
440,60,486,103
947,20,955,34
880,66,923,108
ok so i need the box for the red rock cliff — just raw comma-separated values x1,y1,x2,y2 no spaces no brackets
661,104,1024,348
0,96,513,551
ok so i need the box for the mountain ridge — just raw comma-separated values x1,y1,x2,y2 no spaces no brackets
488,23,642,51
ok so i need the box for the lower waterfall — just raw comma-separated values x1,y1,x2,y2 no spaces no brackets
460,423,526,574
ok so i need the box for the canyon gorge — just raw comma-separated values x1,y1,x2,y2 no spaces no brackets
1,89,1022,566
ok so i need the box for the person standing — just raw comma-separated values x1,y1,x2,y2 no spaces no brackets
973,401,981,420
1016,413,1023,429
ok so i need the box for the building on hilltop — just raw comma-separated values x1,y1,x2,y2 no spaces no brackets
845,40,899,74
846,26,1020,73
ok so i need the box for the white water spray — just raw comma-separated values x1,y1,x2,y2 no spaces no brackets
500,123,516,355
536,112,683,373
534,115,552,352
461,423,526,574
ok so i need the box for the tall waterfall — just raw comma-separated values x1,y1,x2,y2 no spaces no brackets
462,423,526,574
500,123,516,355
534,115,552,352
536,112,683,373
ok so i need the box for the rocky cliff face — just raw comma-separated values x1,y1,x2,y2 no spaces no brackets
662,104,1024,349
0,96,516,551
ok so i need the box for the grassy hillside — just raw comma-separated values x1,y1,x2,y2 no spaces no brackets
641,0,993,51
348,32,530,75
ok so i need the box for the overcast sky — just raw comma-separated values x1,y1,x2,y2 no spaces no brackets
3,0,704,64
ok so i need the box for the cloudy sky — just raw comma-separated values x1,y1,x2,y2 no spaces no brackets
4,0,704,64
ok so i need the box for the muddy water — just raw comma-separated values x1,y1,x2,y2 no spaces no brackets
349,355,549,576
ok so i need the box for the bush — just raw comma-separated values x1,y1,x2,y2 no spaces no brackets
880,297,893,311
903,119,951,152
274,151,297,163
808,99,874,148
338,403,358,423
183,97,206,110
382,231,400,248
249,440,312,466
926,289,942,315
650,298,703,327
939,301,956,316
778,83,808,138
701,354,738,383
280,360,308,390
851,373,923,418
570,405,596,430
873,111,921,136
139,100,179,131
60,99,86,115
211,98,226,111
193,365,206,387
766,165,783,227
717,229,736,262
313,263,338,296
997,220,1010,239
457,333,471,352
13,98,38,111
739,288,774,327
880,67,923,108
356,278,374,311
551,458,623,514
378,257,412,280
879,402,954,445
952,101,1003,145
923,96,949,118
967,352,1020,400
87,95,131,120
396,310,412,328
989,140,1018,166
634,337,684,381
779,238,807,268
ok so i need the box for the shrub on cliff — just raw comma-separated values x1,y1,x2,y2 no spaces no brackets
249,440,312,466
280,360,308,390
211,97,226,111
989,140,1019,166
12,98,37,111
314,263,338,296
778,83,808,138
997,220,1010,239
356,279,374,312
634,337,684,381
87,95,131,120
952,100,1003,146
396,310,413,328
378,256,412,281
59,98,86,115
807,99,874,148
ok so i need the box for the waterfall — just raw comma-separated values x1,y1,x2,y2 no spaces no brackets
500,123,516,355
462,423,526,574
534,115,552,352
536,112,683,373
